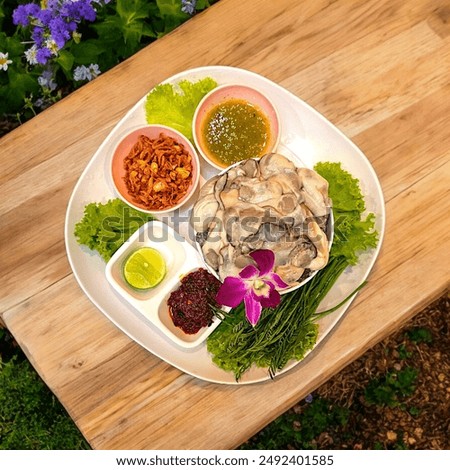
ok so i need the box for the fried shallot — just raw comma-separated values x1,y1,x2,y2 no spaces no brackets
123,133,193,211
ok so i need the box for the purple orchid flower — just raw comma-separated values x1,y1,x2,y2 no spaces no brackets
216,249,288,326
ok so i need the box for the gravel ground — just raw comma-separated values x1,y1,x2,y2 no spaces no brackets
244,294,449,450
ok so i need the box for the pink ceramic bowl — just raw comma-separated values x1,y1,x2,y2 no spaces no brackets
111,125,200,214
193,84,280,170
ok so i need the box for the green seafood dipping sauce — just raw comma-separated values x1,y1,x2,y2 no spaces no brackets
202,98,271,166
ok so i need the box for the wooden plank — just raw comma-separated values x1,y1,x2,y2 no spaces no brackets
357,85,450,203
281,22,450,136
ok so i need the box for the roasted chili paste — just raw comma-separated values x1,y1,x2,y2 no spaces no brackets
167,268,222,334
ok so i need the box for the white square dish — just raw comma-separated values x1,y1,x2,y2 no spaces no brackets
105,220,223,349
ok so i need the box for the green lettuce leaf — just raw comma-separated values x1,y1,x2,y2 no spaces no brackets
144,77,218,140
74,199,153,262
315,161,378,265
315,161,366,213
332,212,378,265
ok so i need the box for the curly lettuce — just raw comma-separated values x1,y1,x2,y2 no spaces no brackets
315,161,378,265
145,77,218,140
74,198,153,262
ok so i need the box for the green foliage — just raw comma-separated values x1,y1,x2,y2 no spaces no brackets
0,32,39,114
393,440,408,450
397,343,412,360
0,0,218,126
315,161,378,265
240,398,349,450
156,0,189,35
406,327,433,344
0,356,89,449
90,0,157,69
364,366,418,407
366,328,428,409
0,1,15,34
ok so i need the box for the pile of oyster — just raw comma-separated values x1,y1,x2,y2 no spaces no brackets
190,153,332,286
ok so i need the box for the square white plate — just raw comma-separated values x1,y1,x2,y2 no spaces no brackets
105,220,223,349
65,66,385,384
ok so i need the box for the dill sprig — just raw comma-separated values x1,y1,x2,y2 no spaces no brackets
207,256,353,381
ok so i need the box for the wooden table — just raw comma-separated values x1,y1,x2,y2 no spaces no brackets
1,0,449,450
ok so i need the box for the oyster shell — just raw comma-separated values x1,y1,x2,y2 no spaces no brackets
191,153,332,286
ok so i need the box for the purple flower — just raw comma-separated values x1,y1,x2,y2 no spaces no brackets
181,0,197,15
49,17,72,48
12,4,40,26
73,63,101,81
38,69,57,91
37,9,53,26
47,0,60,10
216,249,288,326
34,97,46,109
64,1,97,22
36,47,52,65
13,1,108,66
31,26,45,47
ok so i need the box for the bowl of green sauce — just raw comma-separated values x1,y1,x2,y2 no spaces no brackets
193,84,280,170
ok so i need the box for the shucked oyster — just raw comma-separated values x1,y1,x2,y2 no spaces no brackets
190,153,332,287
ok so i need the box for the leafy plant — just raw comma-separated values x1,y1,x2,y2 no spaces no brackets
145,77,218,140
0,328,26,363
364,366,418,407
0,355,90,449
74,198,154,262
0,0,217,132
315,161,378,265
397,343,412,360
240,398,349,450
406,327,433,344
408,406,421,417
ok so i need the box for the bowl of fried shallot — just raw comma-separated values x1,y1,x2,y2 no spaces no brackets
111,125,200,214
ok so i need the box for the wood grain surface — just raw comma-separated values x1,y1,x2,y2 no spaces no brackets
1,0,449,449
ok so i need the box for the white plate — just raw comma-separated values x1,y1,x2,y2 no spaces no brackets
64,66,385,385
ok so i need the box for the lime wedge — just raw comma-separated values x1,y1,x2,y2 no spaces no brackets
123,247,166,290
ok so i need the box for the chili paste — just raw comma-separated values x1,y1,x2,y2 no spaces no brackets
167,268,222,334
